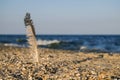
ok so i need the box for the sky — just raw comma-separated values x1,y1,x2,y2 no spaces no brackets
0,0,120,35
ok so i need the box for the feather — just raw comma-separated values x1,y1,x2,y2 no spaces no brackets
24,13,39,63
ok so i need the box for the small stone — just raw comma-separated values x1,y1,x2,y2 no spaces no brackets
90,71,96,75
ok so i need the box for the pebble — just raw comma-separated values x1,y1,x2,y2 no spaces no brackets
0,46,120,79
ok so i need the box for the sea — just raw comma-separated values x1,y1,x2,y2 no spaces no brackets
0,35,120,53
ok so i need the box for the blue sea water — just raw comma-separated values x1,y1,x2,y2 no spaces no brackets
0,35,120,53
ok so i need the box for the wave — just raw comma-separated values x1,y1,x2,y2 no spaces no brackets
1,39,60,47
3,43,27,47
43,40,120,53
0,36,120,53
37,40,60,45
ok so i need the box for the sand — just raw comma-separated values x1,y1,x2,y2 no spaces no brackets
0,46,120,80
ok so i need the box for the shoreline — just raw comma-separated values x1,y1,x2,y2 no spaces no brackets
0,46,120,79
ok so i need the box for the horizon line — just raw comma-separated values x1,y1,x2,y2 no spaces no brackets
0,33,120,35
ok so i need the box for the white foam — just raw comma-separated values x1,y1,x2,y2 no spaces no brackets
4,43,26,47
80,46,88,50
37,40,60,45
4,43,19,46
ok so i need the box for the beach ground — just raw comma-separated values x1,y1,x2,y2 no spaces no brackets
0,46,120,80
